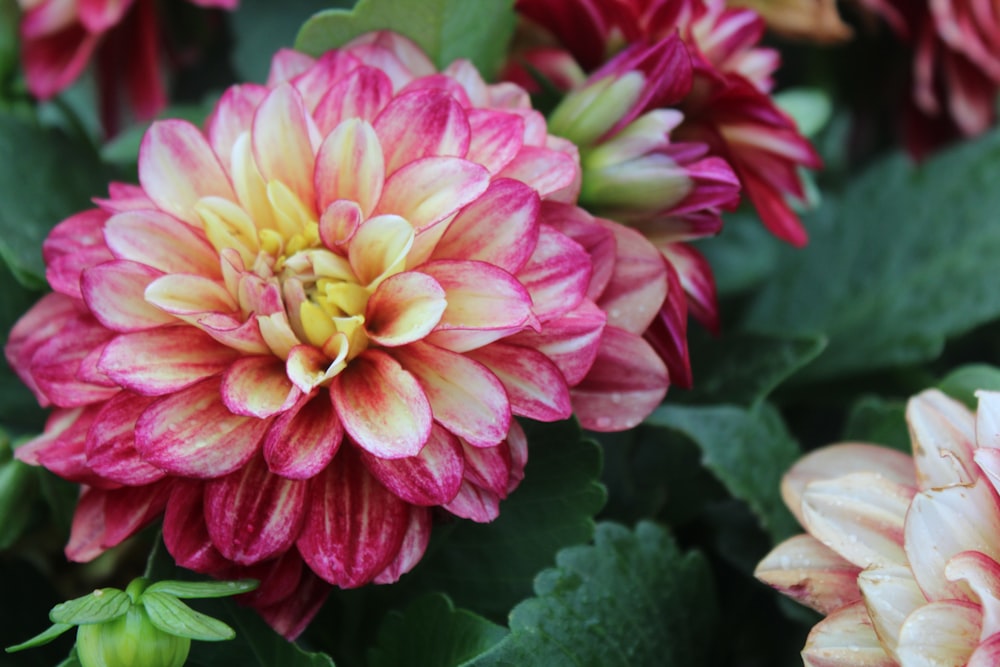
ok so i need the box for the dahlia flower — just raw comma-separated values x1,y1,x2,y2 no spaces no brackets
856,0,1000,158
18,0,237,135
755,388,1000,666
7,32,671,637
514,0,822,247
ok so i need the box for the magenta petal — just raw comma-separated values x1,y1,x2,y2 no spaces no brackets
21,406,116,488
497,146,579,198
509,299,606,386
468,343,572,422
85,392,165,485
206,83,269,170
82,260,172,332
461,439,512,495
163,481,229,572
66,482,173,562
220,356,300,418
572,327,669,432
431,178,540,274
255,570,332,641
99,327,239,396
373,506,432,584
263,396,344,480
135,378,270,478
6,293,82,404
596,220,669,335
296,447,411,587
203,454,308,565
516,225,591,321
443,480,502,523
359,424,464,505
30,316,118,408
466,109,525,174
373,88,471,174
331,350,432,459
314,65,394,135
392,342,510,447
43,209,113,299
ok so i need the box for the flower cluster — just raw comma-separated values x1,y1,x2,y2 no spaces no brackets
856,0,1000,158
18,0,237,135
6,32,671,637
756,389,1000,666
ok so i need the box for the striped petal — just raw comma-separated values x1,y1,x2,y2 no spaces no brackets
314,65,394,135
103,210,221,277
204,453,308,565
82,260,172,331
372,88,471,175
372,507,432,584
206,83,269,170
135,378,270,478
373,157,490,232
85,392,165,486
220,356,300,418
30,316,118,408
858,566,926,660
509,300,606,386
365,271,447,346
467,343,572,422
43,209,113,299
515,224,591,321
907,389,978,488
66,482,172,563
144,273,237,318
360,424,464,505
314,118,385,217
465,109,525,174
263,395,343,480
296,447,411,587
252,84,318,211
330,349,432,459
162,481,228,572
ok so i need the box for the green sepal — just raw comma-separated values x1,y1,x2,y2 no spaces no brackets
141,592,236,641
144,579,259,600
5,622,74,652
50,589,131,626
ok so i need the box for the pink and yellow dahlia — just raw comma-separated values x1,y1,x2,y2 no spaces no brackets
514,0,822,247
856,0,1000,157
7,32,671,636
18,0,237,135
756,389,1000,666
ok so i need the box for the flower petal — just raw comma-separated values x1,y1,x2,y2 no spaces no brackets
907,389,978,488
162,481,228,572
896,600,981,667
315,118,385,218
467,343,572,422
801,601,895,667
858,566,926,660
103,210,221,277
359,424,464,505
82,260,172,331
331,350,432,459
263,395,343,480
220,356,300,418
314,65,394,135
252,84,318,211
85,392,165,486
373,157,490,232
372,506,432,584
365,271,447,347
66,482,173,562
515,224,591,321
754,534,862,615
372,88,471,175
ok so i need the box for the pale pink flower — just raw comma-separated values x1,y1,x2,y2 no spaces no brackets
856,0,1000,158
7,32,670,636
756,389,1000,666
18,0,237,135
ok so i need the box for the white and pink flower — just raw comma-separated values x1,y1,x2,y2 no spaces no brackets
756,388,1000,666
7,32,671,637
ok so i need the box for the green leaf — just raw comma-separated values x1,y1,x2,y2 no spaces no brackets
5,624,73,653
54,647,82,667
231,0,354,82
0,112,114,288
144,579,259,600
0,436,38,549
49,590,130,626
937,364,1000,408
185,599,335,667
141,592,234,642
647,402,801,542
843,395,910,453
694,211,783,296
774,88,832,138
469,522,718,667
368,594,507,667
295,0,516,80
682,332,827,406
406,418,606,618
743,130,1000,381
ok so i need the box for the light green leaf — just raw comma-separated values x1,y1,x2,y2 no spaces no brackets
141,592,234,642
647,403,801,542
0,112,114,288
682,332,827,406
743,130,1000,381
469,522,718,667
295,0,516,80
368,594,507,667
937,364,1000,408
775,88,832,138
0,435,37,549
144,580,258,600
406,418,606,617
49,590,130,626
5,624,73,653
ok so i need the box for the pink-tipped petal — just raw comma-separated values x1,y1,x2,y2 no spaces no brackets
359,424,464,505
263,396,343,480
103,210,221,277
30,316,118,408
907,389,978,488
509,300,606,386
365,271,447,347
220,356,300,418
314,118,385,218
443,479,502,522
206,84,269,169
314,65,394,135
252,84,318,211
331,349,432,459
468,343,573,422
801,601,895,667
373,506,432,584
67,482,172,562
372,89,471,175
945,551,1000,639
374,157,490,231
296,447,411,587
204,453,308,565
515,225,591,321
82,260,172,331
754,534,862,615
858,566,927,659
135,378,270,478
44,209,113,299
423,259,535,339
85,391,165,486
895,600,982,667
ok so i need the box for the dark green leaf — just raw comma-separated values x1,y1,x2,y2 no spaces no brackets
647,402,801,542
842,395,910,453
937,364,1000,408
231,0,353,82
145,579,258,600
743,130,1000,381
406,418,606,618
469,522,718,667
4,624,73,653
141,592,234,641
683,332,827,406
295,0,516,80
694,211,782,296
185,598,335,667
0,112,114,288
368,594,507,667
49,590,130,626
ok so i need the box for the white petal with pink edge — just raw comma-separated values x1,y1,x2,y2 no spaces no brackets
314,66,394,135
976,390,1000,449
801,601,895,667
754,534,862,615
907,389,978,488
103,210,221,277
858,566,926,660
896,600,981,667
946,550,1000,639
315,119,385,218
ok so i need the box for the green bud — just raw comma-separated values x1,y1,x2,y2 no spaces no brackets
548,72,645,147
76,605,190,667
